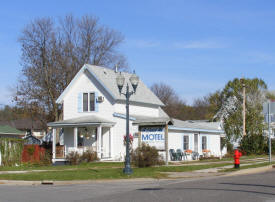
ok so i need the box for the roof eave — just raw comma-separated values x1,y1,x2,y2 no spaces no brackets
168,126,224,134
48,122,115,127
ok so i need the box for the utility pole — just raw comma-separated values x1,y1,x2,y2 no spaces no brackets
241,79,246,136
268,101,272,163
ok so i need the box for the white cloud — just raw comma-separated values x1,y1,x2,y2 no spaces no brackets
126,38,227,50
171,40,226,49
246,51,275,65
126,39,160,48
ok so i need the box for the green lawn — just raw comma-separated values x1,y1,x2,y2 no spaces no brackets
0,162,232,181
0,162,124,171
220,162,274,172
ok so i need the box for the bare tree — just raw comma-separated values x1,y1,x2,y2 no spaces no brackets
151,82,186,119
16,15,128,122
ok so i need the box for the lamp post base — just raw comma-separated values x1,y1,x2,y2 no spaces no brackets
123,164,133,175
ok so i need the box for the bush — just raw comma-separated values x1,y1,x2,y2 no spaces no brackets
66,152,81,165
39,150,52,166
240,134,267,155
81,150,98,163
131,143,164,167
66,150,98,165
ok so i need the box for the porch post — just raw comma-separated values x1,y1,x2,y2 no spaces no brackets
52,128,56,161
74,127,78,149
165,124,168,165
97,125,102,158
109,127,113,158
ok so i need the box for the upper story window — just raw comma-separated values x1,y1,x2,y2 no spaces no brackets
83,92,95,112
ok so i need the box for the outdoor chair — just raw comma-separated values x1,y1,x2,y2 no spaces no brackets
169,149,177,161
176,149,183,161
182,152,188,160
192,151,199,160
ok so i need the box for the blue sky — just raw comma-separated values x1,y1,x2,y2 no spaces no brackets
1,0,275,105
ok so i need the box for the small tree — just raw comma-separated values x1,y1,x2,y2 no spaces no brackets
214,78,267,154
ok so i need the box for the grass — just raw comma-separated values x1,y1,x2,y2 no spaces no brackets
220,162,274,172
0,162,232,181
168,154,269,165
0,162,124,171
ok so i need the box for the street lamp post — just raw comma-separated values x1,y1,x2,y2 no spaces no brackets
116,71,139,175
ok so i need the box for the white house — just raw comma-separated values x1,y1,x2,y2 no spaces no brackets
48,64,225,164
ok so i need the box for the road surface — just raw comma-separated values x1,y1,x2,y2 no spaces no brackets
1,170,275,202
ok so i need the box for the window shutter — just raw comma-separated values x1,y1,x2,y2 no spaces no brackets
95,92,99,112
77,93,82,112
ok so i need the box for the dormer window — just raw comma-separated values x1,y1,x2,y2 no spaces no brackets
82,92,95,112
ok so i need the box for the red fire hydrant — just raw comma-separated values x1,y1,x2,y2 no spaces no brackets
234,149,242,169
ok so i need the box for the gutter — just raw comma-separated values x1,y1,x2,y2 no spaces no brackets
168,126,224,134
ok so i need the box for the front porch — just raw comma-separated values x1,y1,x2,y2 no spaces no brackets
48,115,115,163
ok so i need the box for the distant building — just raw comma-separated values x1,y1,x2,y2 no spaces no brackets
0,119,46,139
0,125,24,138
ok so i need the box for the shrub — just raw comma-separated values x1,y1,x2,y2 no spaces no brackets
0,138,24,166
240,134,267,155
131,143,164,167
39,150,52,166
66,151,81,165
27,145,35,156
66,150,98,165
81,150,98,163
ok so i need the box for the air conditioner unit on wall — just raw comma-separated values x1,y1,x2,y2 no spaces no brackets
97,96,104,103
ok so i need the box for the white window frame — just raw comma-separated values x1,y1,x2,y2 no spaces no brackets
183,135,189,150
82,92,96,112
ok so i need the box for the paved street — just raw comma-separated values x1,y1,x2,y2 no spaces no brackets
1,170,275,202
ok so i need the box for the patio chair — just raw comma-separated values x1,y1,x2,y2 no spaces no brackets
192,151,199,160
182,152,188,160
169,149,177,161
176,149,183,161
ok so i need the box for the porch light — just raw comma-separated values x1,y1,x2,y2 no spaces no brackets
116,72,125,94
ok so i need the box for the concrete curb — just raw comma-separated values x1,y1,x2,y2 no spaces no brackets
0,178,166,186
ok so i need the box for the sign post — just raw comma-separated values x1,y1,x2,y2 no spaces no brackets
263,101,275,164
268,101,271,163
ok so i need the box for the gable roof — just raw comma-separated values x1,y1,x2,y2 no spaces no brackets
57,64,164,106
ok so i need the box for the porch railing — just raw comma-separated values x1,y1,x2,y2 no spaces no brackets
67,146,97,156
56,145,65,159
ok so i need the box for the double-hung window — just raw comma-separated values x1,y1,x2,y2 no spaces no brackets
83,92,96,112
202,136,207,150
183,135,189,150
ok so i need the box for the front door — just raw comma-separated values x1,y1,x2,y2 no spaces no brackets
194,134,198,152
